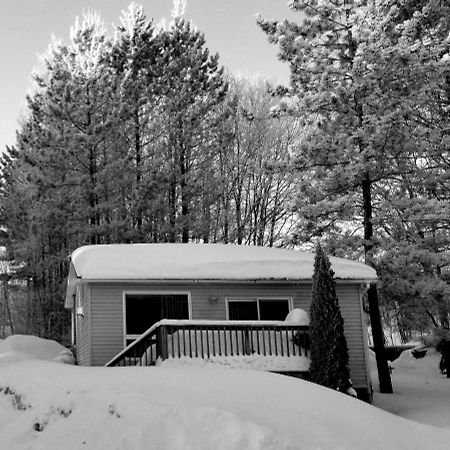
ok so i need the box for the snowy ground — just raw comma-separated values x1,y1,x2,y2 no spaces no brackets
1,335,449,450
371,348,450,428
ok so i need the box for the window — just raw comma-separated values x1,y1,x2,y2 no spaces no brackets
226,297,291,321
124,292,190,344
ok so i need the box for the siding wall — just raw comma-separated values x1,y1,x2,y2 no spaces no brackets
75,283,91,365
87,281,369,389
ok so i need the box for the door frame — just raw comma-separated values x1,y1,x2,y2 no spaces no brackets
122,290,192,347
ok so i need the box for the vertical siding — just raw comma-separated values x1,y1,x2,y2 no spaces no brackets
90,283,126,366
76,283,91,365
87,281,369,390
336,284,370,390
289,283,369,390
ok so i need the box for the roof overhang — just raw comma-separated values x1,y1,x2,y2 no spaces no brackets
64,244,378,308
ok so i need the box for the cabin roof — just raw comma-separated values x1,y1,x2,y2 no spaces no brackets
65,244,377,307
72,243,376,281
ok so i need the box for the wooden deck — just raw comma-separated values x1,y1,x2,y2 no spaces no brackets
105,319,310,375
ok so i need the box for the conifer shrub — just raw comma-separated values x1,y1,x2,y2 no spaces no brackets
309,244,352,393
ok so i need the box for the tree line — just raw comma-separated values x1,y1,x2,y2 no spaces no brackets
0,0,449,348
0,5,299,341
258,0,450,344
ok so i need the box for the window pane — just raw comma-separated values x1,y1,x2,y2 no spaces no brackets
126,294,189,335
259,300,289,321
228,301,258,320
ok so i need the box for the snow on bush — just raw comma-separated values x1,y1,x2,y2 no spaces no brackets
284,308,309,325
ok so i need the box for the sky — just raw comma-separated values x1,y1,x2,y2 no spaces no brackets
0,0,301,154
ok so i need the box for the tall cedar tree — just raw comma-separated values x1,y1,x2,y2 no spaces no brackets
310,244,351,392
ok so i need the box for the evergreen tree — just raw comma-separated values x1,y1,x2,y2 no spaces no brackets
310,244,351,392
156,16,228,242
257,0,449,393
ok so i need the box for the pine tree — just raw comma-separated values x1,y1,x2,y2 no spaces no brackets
257,0,448,393
156,16,228,242
310,244,351,393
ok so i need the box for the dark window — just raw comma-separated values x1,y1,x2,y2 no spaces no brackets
227,298,290,321
125,294,189,335
228,301,258,320
259,299,290,320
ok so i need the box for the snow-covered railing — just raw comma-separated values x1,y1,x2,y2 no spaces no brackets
105,319,310,372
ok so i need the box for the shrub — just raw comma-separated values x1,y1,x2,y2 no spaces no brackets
309,244,352,392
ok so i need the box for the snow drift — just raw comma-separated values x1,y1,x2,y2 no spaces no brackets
1,335,449,449
0,335,74,365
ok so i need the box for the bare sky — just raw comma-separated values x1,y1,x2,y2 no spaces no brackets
0,0,300,153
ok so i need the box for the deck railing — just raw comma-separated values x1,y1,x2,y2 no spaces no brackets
105,319,310,370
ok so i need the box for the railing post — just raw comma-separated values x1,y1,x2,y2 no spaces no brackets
244,328,252,355
157,325,169,361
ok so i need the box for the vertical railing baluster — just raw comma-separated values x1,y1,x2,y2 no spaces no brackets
286,328,290,357
268,327,272,356
240,328,244,355
182,327,185,356
194,328,198,358
188,328,192,358
223,327,227,356
255,327,260,355
217,327,222,356
274,327,278,356
279,327,284,357
200,326,204,358
258,327,266,356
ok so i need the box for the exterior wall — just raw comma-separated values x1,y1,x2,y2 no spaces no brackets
86,281,369,391
75,283,91,365
335,284,371,392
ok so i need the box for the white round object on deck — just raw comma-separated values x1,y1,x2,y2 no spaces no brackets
285,308,310,326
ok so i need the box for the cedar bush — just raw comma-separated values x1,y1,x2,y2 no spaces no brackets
309,244,351,392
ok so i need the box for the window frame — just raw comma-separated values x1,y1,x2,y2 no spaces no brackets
225,296,293,321
122,290,192,347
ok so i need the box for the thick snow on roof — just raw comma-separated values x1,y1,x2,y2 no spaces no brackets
70,243,377,282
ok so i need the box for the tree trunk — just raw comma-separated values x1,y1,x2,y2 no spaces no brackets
180,152,189,243
168,174,177,243
362,173,393,393
134,107,143,233
368,284,393,393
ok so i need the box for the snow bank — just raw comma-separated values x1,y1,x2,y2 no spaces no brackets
1,361,450,450
373,348,450,428
0,335,74,365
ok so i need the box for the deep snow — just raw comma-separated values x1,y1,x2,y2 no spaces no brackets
371,348,450,428
1,335,449,450
69,243,377,282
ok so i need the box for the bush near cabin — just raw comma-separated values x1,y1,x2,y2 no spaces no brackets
309,244,352,393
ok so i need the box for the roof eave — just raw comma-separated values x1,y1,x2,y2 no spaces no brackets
72,277,377,285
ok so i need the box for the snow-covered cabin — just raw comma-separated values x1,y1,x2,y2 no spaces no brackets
65,243,376,400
